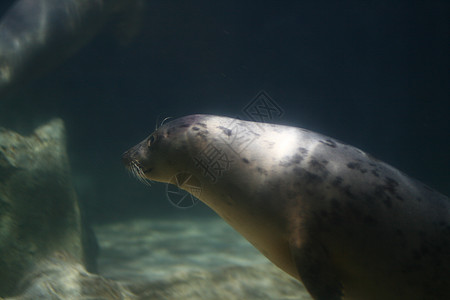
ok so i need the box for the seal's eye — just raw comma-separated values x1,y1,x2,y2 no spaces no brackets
147,134,156,148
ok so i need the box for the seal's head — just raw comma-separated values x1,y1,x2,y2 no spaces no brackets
122,115,211,183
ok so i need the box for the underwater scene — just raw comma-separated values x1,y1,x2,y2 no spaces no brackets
0,0,449,299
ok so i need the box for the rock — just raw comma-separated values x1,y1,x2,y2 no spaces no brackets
0,119,113,298
6,251,135,300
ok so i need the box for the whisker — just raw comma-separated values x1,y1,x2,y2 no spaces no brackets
129,161,153,186
155,115,173,130
160,116,172,127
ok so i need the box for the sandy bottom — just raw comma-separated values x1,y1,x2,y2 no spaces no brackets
94,216,312,300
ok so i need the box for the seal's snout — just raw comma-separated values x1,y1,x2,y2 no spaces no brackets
121,142,147,169
121,149,133,167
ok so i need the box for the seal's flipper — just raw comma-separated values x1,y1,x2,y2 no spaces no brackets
290,241,343,300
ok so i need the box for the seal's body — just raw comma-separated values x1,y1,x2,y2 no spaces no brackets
122,114,450,300
0,0,143,96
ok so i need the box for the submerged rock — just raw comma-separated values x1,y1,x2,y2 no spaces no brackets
0,119,132,299
6,252,135,300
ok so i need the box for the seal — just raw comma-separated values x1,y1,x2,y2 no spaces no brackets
0,0,144,97
122,114,450,300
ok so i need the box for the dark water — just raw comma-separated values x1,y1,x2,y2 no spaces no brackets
0,0,448,223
